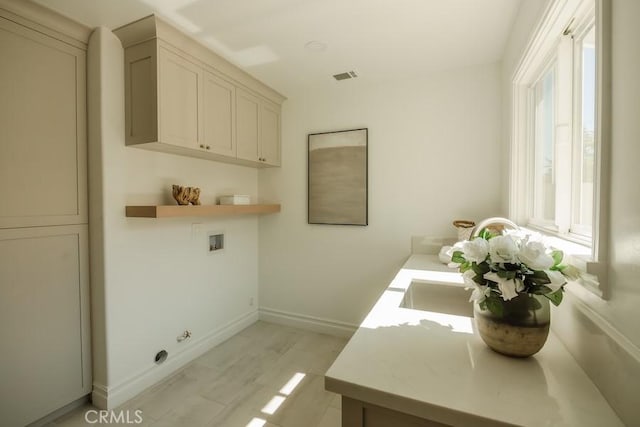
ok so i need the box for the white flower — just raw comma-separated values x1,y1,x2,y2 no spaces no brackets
503,228,530,241
484,271,524,301
488,235,518,264
462,269,477,286
544,269,567,292
518,237,554,271
462,238,489,264
446,241,464,258
469,284,491,303
462,270,490,303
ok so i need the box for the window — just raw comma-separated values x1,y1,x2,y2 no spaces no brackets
532,63,556,226
572,24,596,237
526,18,596,242
511,0,610,297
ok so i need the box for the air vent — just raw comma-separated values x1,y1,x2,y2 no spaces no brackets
333,71,358,81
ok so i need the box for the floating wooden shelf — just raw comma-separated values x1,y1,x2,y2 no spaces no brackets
125,204,281,218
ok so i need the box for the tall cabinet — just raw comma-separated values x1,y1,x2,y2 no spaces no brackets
0,2,91,425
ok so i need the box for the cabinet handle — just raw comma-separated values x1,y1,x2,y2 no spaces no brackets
206,146,210,150
199,144,204,149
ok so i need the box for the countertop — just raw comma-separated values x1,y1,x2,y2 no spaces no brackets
324,254,623,426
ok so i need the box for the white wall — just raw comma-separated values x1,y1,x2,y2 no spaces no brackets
258,63,503,329
88,28,260,408
501,1,640,424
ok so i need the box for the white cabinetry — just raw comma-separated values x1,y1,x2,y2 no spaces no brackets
260,99,282,166
0,226,90,426
115,15,284,168
203,70,235,157
158,46,202,149
236,88,281,166
0,12,87,229
0,1,91,425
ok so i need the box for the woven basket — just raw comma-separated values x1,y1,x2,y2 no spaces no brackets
453,220,475,241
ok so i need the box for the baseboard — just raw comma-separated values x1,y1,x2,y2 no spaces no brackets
92,310,259,409
259,307,357,338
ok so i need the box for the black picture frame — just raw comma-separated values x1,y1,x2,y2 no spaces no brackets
308,128,368,226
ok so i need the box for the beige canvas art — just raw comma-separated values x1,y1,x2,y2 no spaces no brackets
308,128,368,225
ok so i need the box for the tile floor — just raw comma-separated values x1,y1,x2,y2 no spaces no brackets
50,322,348,427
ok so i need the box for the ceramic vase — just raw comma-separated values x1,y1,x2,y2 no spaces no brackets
474,293,550,357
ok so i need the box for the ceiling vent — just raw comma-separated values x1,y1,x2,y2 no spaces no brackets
333,71,358,81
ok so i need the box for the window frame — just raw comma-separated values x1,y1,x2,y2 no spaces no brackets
510,0,611,298
570,18,597,240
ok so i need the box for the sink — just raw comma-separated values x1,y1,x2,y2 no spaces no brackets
400,281,473,317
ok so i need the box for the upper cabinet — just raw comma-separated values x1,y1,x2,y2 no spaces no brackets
158,46,202,149
236,88,281,166
114,15,285,168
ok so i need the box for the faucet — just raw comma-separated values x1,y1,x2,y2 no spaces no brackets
470,217,519,238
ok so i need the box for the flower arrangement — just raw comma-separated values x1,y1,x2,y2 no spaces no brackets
450,229,581,316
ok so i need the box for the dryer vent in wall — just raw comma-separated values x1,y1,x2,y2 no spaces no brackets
154,350,168,364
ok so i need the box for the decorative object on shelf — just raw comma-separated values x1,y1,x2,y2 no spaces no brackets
172,185,201,206
218,195,250,205
452,219,475,241
308,128,368,226
449,218,582,357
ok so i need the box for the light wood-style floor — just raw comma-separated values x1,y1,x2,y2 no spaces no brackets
50,321,348,427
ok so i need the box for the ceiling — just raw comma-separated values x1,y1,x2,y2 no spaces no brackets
33,0,522,96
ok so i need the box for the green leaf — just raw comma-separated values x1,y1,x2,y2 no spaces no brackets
472,262,490,275
460,261,471,273
529,284,552,295
479,229,498,240
485,296,504,317
451,251,466,264
497,270,516,280
529,296,543,310
544,288,564,306
551,250,564,267
473,274,484,284
527,270,550,285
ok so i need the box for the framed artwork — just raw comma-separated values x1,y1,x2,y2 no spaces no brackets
308,128,368,226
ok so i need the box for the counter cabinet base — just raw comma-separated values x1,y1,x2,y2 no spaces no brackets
342,396,450,427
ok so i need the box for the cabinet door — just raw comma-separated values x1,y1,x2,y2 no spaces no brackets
158,46,202,149
236,88,261,162
0,225,91,426
203,70,235,156
261,100,281,166
0,16,87,229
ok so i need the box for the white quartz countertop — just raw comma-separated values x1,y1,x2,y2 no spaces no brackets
325,254,623,426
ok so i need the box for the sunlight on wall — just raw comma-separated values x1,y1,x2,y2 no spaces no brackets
139,0,203,32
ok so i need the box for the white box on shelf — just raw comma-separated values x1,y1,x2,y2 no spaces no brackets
218,195,251,205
